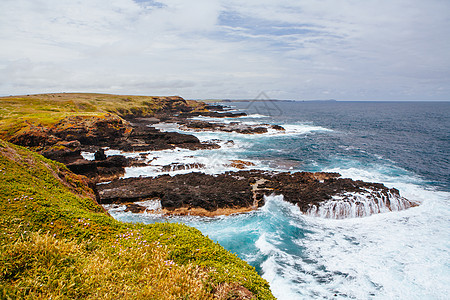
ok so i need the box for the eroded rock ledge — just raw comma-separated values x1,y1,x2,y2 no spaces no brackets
97,170,417,218
178,120,286,134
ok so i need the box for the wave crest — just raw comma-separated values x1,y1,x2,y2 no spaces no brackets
305,189,417,219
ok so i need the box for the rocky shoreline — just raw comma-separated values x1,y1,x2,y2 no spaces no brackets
97,170,416,218
6,96,417,219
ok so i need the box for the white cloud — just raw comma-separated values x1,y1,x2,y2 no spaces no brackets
0,0,449,100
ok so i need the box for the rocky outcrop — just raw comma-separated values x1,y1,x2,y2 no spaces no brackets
2,95,416,220
227,160,256,169
116,122,218,152
161,162,205,172
9,113,218,180
40,140,83,164
97,170,417,218
52,114,132,146
66,155,129,182
98,172,256,213
179,110,247,119
179,120,285,135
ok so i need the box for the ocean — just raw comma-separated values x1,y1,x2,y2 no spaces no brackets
104,101,450,299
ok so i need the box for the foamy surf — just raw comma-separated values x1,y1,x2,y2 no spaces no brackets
299,189,450,299
105,188,449,299
154,120,332,138
103,101,449,300
305,189,415,219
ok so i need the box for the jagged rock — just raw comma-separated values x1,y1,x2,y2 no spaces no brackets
97,170,417,218
66,158,98,176
41,140,83,164
227,160,256,169
98,172,255,212
180,111,247,118
204,104,226,111
180,121,280,135
52,114,132,146
124,203,147,213
67,155,129,183
271,125,285,131
161,163,205,172
94,148,107,161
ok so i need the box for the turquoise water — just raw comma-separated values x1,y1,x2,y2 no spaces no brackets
109,101,450,299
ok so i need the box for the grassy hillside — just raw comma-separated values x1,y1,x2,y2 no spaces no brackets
0,93,206,142
0,139,274,298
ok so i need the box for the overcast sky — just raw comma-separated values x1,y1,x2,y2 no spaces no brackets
1,0,449,100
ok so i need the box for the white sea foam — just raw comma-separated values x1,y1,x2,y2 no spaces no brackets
154,120,332,138
102,203,127,213
80,151,95,160
135,199,162,211
102,106,449,299
280,124,332,135
253,191,450,299
240,114,269,118
306,189,415,219
106,188,450,299
189,114,269,121
298,189,450,299
123,146,262,178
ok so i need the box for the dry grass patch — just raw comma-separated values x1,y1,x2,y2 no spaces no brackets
1,232,213,299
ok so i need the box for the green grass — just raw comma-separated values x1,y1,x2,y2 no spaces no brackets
0,139,275,299
0,93,207,142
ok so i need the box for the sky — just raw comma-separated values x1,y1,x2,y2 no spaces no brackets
1,0,449,100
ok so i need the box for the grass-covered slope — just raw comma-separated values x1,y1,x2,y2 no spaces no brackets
0,139,275,299
0,93,206,143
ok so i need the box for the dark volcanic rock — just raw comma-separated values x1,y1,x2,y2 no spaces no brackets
118,119,219,151
180,120,282,135
67,155,129,182
204,104,226,111
97,170,416,218
124,203,148,213
41,140,83,164
179,110,247,118
161,162,205,172
67,158,98,175
98,172,255,212
52,114,131,146
271,124,285,131
94,148,107,161
202,111,247,118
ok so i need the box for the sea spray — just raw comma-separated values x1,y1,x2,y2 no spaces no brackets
306,189,416,219
104,101,450,299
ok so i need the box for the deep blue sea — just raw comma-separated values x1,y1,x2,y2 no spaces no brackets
104,101,450,299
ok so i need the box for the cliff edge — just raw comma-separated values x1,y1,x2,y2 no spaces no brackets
0,139,275,299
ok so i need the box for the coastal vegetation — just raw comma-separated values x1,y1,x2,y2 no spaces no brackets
0,93,275,299
0,93,206,144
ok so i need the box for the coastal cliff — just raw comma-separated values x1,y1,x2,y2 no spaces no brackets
0,93,416,219
0,139,274,299
0,93,276,299
0,92,419,298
